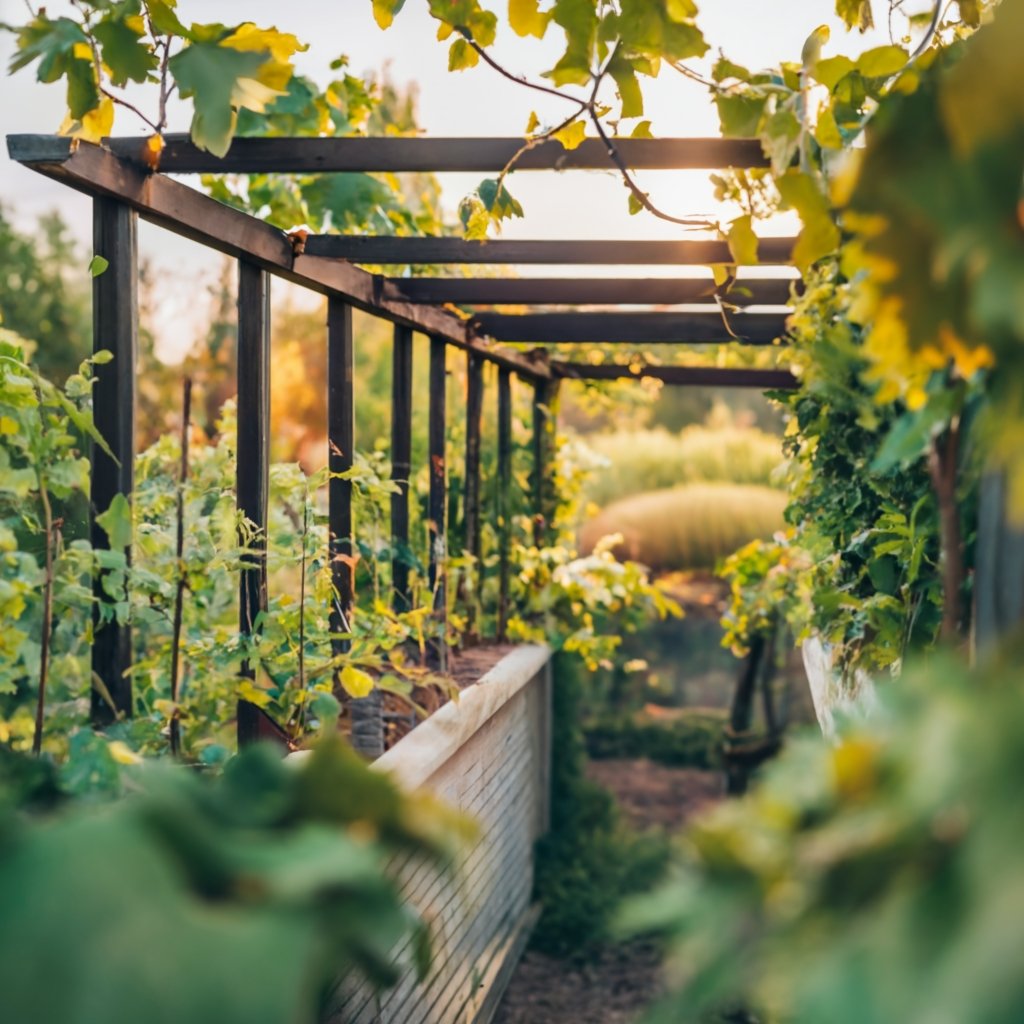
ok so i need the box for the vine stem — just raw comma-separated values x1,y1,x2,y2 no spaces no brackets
168,376,192,756
460,30,710,230
32,483,58,756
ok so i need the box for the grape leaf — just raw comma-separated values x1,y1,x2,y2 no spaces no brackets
168,42,270,157
93,17,157,87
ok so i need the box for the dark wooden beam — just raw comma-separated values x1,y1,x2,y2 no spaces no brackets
101,134,769,173
472,311,787,345
236,262,271,747
496,368,512,642
552,362,799,390
383,276,797,307
390,324,414,613
305,235,796,266
463,353,484,633
90,198,137,726
328,298,383,758
5,137,548,380
428,336,448,672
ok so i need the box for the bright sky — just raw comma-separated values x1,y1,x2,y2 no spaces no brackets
0,1,922,360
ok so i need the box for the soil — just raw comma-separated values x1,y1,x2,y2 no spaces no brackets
586,758,726,831
493,759,725,1024
378,642,519,750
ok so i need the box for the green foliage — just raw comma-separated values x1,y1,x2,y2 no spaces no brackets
622,654,1024,1024
581,483,787,573
584,424,784,508
203,63,448,235
532,653,670,961
719,534,813,658
5,2,307,155
0,206,90,382
584,708,725,770
0,738,469,1024
0,335,109,725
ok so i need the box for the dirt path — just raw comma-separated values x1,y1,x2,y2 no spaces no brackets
493,759,724,1024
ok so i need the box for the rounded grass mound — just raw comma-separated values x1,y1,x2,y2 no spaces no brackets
580,483,787,572
585,426,783,508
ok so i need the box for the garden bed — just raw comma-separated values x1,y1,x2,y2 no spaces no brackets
325,643,553,1024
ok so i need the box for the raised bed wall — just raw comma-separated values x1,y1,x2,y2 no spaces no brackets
324,644,553,1024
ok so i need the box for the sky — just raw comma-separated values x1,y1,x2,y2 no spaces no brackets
0,1,916,360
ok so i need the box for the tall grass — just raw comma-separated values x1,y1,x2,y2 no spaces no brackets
580,483,787,572
584,425,783,508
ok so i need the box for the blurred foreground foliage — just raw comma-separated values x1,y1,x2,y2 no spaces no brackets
624,653,1024,1023
0,737,470,1024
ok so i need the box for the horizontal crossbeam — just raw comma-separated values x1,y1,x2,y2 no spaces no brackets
553,361,798,389
471,312,787,345
103,134,769,174
305,235,796,266
5,136,547,380
382,276,796,307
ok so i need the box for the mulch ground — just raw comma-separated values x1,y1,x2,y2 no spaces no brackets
493,758,725,1024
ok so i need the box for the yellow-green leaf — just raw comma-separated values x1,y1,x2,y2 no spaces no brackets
776,169,840,270
340,664,375,699
857,45,907,78
553,120,586,151
631,120,654,139
814,106,844,149
813,54,856,91
372,0,407,29
448,38,479,72
510,0,550,38
727,214,759,266
238,679,272,708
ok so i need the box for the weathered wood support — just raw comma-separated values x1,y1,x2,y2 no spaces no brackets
531,379,559,547
975,472,1024,657
390,324,414,612
90,198,137,725
236,262,271,747
497,368,513,641
463,353,484,634
428,336,449,671
383,276,796,307
328,299,383,758
106,133,770,172
304,235,796,267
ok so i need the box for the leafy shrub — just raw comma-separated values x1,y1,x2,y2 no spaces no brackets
621,655,1024,1024
580,483,787,572
531,653,670,961
585,425,783,509
0,738,470,1024
584,708,726,770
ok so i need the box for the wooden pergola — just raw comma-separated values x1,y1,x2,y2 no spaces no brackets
7,132,796,753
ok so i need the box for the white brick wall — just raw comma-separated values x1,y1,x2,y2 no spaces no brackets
324,645,552,1024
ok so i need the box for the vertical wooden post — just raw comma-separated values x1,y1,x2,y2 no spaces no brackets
428,336,448,671
236,262,270,747
91,198,137,725
531,378,558,547
497,368,513,641
463,352,484,634
328,299,383,758
390,324,414,612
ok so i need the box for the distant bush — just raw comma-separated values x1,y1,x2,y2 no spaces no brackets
531,654,670,961
585,426,783,508
584,708,727,770
580,483,787,572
